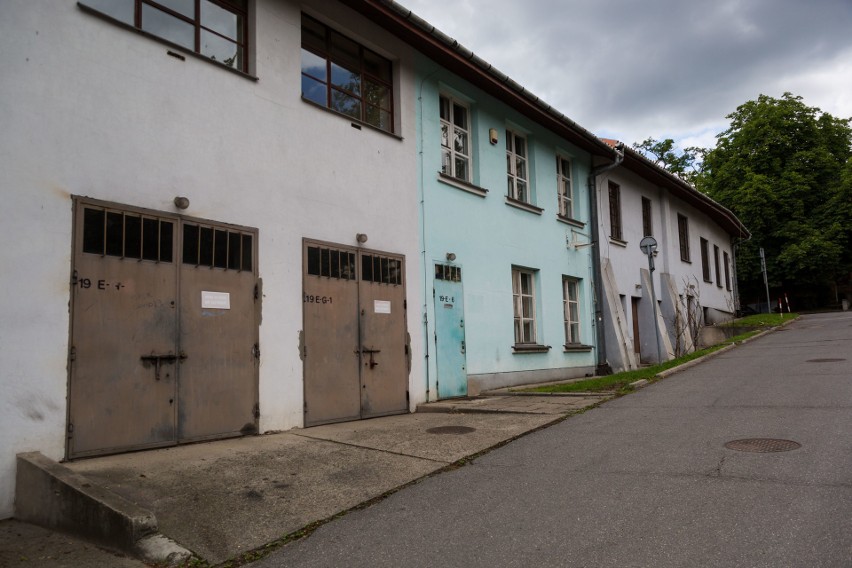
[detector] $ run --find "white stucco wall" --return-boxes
[0,0,423,518]
[598,166,737,369]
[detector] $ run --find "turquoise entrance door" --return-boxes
[434,263,467,398]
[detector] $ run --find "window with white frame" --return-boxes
[439,95,471,182]
[512,268,537,344]
[563,277,581,345]
[556,155,573,218]
[506,130,529,203]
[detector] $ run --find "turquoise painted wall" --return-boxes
[415,55,599,397]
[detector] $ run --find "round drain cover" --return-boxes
[724,438,801,453]
[806,358,846,363]
[426,426,476,435]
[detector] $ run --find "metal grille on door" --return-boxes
[67,199,259,458]
[303,241,409,427]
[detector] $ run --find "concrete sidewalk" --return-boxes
[3,393,606,567]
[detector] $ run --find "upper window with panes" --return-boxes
[81,0,248,72]
[301,14,394,133]
[556,155,574,219]
[506,130,529,203]
[440,95,471,182]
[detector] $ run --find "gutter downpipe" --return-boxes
[588,142,624,375]
[417,65,440,402]
[731,231,750,316]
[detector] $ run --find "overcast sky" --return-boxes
[399,0,852,152]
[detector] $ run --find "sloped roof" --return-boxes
[340,0,616,157]
[341,0,748,238]
[601,139,750,238]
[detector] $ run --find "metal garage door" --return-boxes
[67,198,259,458]
[302,240,409,427]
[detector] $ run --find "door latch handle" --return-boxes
[358,347,381,369]
[140,351,187,381]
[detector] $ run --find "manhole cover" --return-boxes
[426,426,476,435]
[724,438,801,453]
[806,358,846,363]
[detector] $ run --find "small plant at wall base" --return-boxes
[671,276,703,357]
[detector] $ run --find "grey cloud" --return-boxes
[401,0,852,147]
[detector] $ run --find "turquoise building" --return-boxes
[415,49,616,398]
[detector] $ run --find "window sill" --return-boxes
[505,197,544,215]
[437,172,488,197]
[78,3,259,81]
[563,344,593,353]
[681,258,692,264]
[512,344,551,354]
[556,215,585,228]
[301,97,403,140]
[703,279,713,284]
[609,237,628,247]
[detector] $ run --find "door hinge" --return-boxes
[252,403,260,419]
[69,346,76,362]
[252,343,260,360]
[404,299,407,310]
[70,270,79,288]
[254,283,259,301]
[406,390,410,403]
[67,423,74,434]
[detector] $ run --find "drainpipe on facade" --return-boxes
[588,141,624,376]
[417,67,439,402]
[731,233,750,316]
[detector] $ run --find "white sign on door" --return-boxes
[202,291,231,309]
[374,300,391,314]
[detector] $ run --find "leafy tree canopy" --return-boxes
[632,137,704,184]
[696,93,852,306]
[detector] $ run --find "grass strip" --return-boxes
[516,325,782,395]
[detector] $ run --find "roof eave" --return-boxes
[338,0,616,158]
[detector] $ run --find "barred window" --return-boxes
[83,207,173,263]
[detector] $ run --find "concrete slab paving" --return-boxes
[416,394,608,415]
[0,519,145,568]
[294,412,559,463]
[67,431,442,564]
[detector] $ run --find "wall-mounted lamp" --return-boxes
[489,128,499,145]
[356,233,368,244]
[173,196,190,209]
[446,252,456,261]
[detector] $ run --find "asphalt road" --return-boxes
[256,312,852,568]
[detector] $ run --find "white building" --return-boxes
[594,142,749,372]
[0,0,427,519]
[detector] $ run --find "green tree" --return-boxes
[632,137,704,183]
[697,93,852,308]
